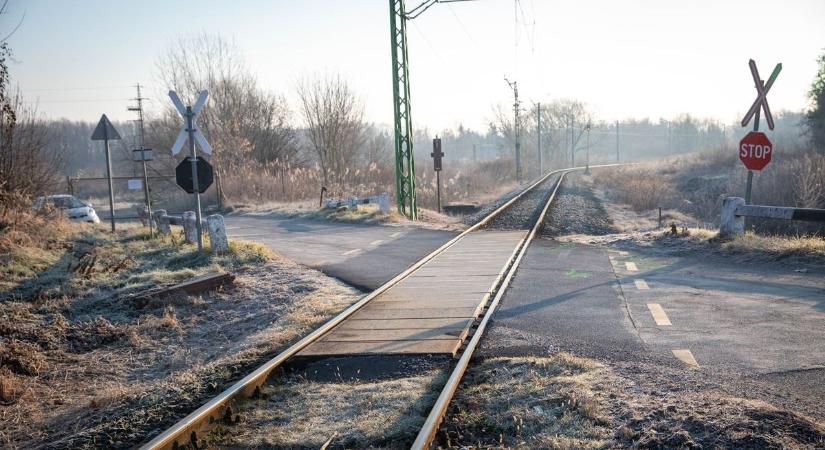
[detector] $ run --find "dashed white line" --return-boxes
[389,231,403,238]
[625,261,638,271]
[672,349,699,368]
[370,239,384,246]
[646,303,672,326]
[634,279,650,290]
[342,248,363,257]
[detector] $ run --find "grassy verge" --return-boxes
[438,355,612,449]
[1,220,271,381]
[1,222,271,304]
[0,214,364,448]
[653,227,825,262]
[231,202,464,230]
[208,369,446,448]
[438,354,825,449]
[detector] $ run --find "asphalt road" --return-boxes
[480,239,647,362]
[224,214,457,290]
[482,237,825,418]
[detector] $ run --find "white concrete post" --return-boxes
[182,211,198,244]
[378,192,390,213]
[136,205,150,226]
[207,214,230,253]
[155,209,171,235]
[720,197,745,238]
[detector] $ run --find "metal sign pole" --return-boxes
[186,106,204,250]
[141,152,152,238]
[745,105,760,204]
[436,170,441,213]
[104,136,116,232]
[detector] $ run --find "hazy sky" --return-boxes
[7,0,825,131]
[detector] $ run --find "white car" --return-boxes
[33,194,101,224]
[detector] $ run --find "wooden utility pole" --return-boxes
[536,102,542,175]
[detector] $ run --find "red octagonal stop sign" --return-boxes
[739,131,773,171]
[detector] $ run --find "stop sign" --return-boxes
[739,131,772,171]
[175,157,214,193]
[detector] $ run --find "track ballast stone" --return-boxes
[485,174,562,230]
[543,172,617,237]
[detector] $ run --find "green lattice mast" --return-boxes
[389,0,417,219]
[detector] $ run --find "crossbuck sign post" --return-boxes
[169,90,212,251]
[739,59,781,204]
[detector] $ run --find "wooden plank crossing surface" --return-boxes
[299,230,525,357]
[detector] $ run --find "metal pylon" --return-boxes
[389,0,417,219]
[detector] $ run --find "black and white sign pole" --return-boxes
[740,59,781,204]
[431,137,444,213]
[91,114,122,232]
[186,105,203,249]
[170,90,212,251]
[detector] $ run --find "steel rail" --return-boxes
[411,166,582,449]
[138,166,581,450]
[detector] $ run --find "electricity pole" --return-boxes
[536,102,542,175]
[128,83,152,236]
[570,115,575,168]
[505,77,521,182]
[388,0,473,219]
[585,121,591,174]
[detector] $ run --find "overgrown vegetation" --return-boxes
[439,355,612,449]
[1,216,271,383]
[594,148,825,235]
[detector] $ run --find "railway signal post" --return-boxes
[739,59,781,204]
[431,136,444,213]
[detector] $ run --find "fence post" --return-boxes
[207,214,230,253]
[182,211,198,244]
[720,197,745,239]
[155,209,171,235]
[136,205,150,227]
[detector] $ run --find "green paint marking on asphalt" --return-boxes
[565,269,590,279]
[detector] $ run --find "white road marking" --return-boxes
[634,279,650,290]
[625,261,638,271]
[672,349,699,368]
[390,231,403,238]
[342,248,363,257]
[370,240,384,246]
[646,303,672,325]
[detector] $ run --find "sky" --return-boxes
[6,0,825,131]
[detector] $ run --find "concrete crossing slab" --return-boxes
[299,230,526,356]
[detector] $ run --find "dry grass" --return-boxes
[715,230,825,258]
[233,201,465,231]
[209,369,446,448]
[220,158,519,213]
[438,354,612,449]
[0,209,365,449]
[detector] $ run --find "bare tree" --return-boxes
[0,34,62,201]
[154,33,300,199]
[296,74,366,186]
[792,153,825,208]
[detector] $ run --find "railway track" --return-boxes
[139,165,613,450]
